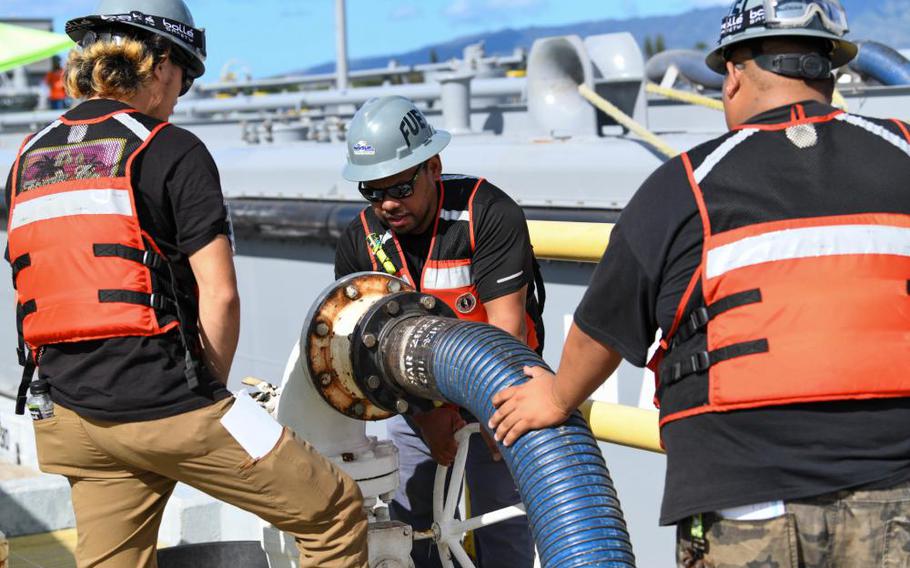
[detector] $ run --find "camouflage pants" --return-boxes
[676,480,910,568]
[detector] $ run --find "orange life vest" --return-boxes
[360,175,542,351]
[653,111,910,428]
[44,69,66,102]
[7,109,198,411]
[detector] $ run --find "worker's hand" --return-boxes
[480,427,503,462]
[412,406,467,466]
[488,366,572,447]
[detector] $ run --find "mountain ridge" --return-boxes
[298,1,910,75]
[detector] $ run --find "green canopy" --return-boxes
[0,22,74,74]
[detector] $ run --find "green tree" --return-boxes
[429,48,439,64]
[655,34,666,54]
[694,41,708,51]
[644,37,654,58]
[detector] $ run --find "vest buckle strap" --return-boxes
[94,243,164,270]
[662,338,770,387]
[10,253,31,289]
[98,289,171,311]
[669,289,764,350]
[689,308,710,333]
[16,346,28,367]
[691,351,711,373]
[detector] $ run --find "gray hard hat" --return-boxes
[342,96,452,183]
[706,0,857,75]
[65,0,206,79]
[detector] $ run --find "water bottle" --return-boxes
[26,379,54,420]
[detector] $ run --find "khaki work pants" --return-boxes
[33,397,368,568]
[676,480,910,567]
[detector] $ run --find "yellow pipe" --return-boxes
[527,220,613,263]
[646,83,724,111]
[580,399,664,454]
[578,83,679,159]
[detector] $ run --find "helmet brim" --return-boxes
[705,29,858,75]
[342,130,452,183]
[66,15,205,78]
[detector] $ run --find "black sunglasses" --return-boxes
[168,48,196,96]
[358,162,426,203]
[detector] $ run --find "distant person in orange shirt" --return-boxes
[44,56,67,110]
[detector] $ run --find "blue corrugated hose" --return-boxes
[431,321,636,568]
[850,41,910,86]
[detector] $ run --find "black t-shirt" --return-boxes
[575,101,910,525]
[4,99,231,422]
[335,178,536,304]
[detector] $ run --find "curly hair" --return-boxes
[64,33,171,100]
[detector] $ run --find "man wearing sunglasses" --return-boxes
[490,1,910,566]
[336,95,544,568]
[4,1,368,566]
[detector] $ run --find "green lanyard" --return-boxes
[366,232,399,276]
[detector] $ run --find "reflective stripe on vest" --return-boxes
[7,110,179,350]
[10,188,134,230]
[360,175,542,351]
[361,176,486,322]
[656,114,910,427]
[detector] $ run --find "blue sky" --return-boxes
[1,0,727,78]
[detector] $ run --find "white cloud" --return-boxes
[390,3,422,21]
[443,0,546,23]
[445,0,474,20]
[488,0,544,7]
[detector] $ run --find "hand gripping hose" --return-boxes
[382,317,636,567]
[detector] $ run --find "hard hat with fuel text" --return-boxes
[343,96,452,182]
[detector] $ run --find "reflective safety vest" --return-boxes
[7,109,199,412]
[653,110,910,428]
[360,174,542,351]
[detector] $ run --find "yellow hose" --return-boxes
[579,400,664,454]
[578,84,679,159]
[527,220,613,263]
[646,83,724,111]
[646,80,849,113]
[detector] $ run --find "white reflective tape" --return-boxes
[424,265,472,289]
[496,270,523,284]
[10,188,133,230]
[440,209,470,222]
[706,224,910,279]
[717,501,785,521]
[113,112,152,141]
[694,129,758,184]
[21,120,62,155]
[836,114,910,158]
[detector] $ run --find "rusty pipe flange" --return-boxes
[351,291,457,415]
[304,272,412,421]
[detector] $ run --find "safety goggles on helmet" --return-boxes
[768,1,848,34]
[720,0,848,43]
[358,162,426,203]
